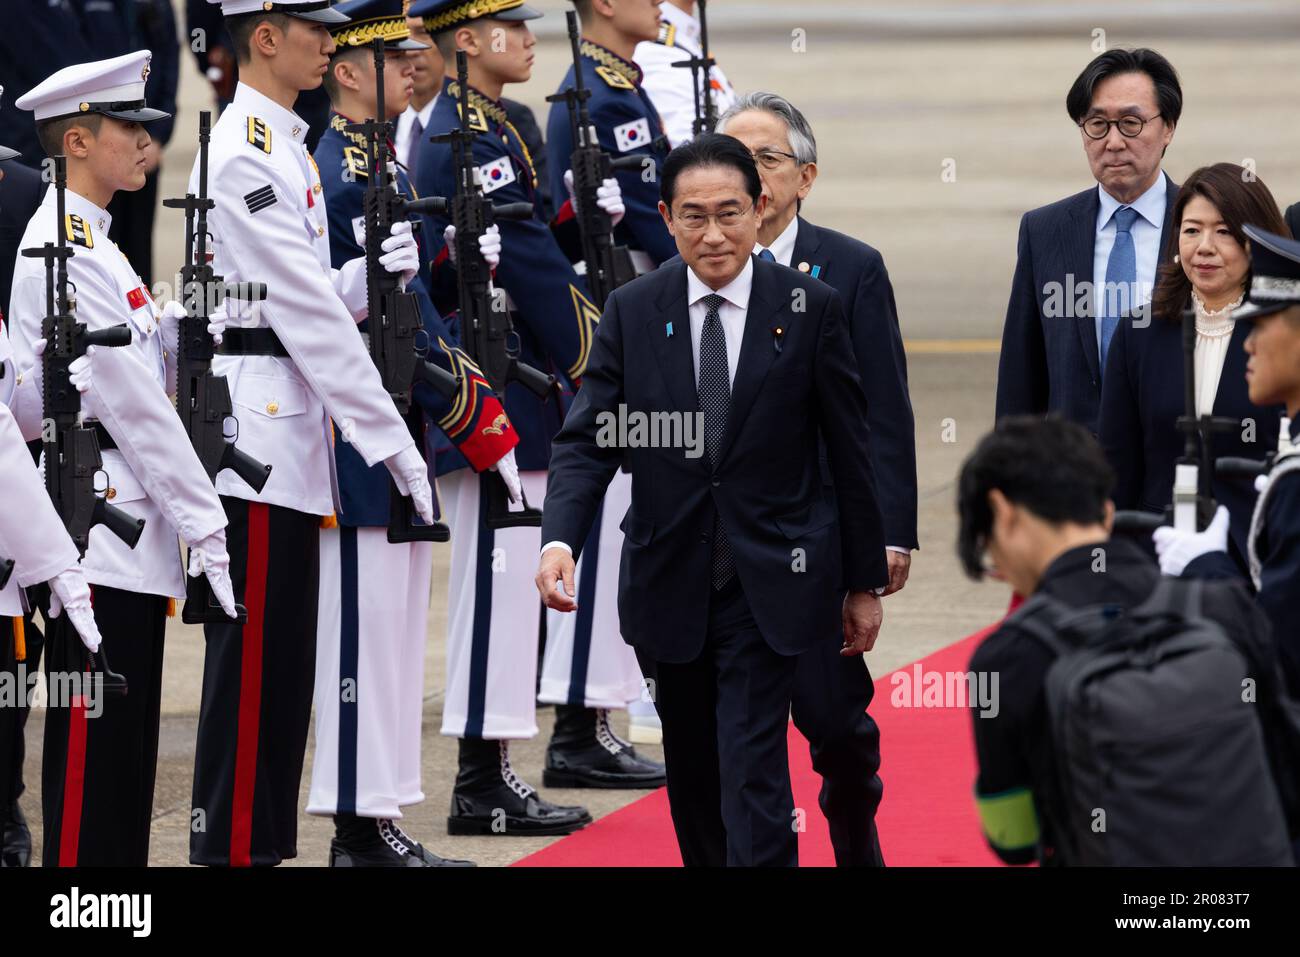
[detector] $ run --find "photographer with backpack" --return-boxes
[958,416,1300,866]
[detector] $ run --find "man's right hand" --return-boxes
[48,567,103,653]
[385,445,435,525]
[537,546,577,612]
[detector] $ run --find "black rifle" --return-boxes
[0,558,12,590]
[672,0,718,136]
[427,51,555,529]
[22,155,145,695]
[345,38,462,544]
[1112,304,1239,536]
[164,111,271,624]
[546,10,638,307]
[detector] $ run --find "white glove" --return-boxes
[162,298,228,346]
[564,169,626,228]
[187,530,238,619]
[48,567,103,653]
[443,223,501,270]
[1152,504,1230,576]
[31,338,94,394]
[378,220,420,289]
[490,447,522,504]
[385,444,435,525]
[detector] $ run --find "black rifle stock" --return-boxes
[545,10,638,307]
[164,111,268,624]
[428,51,556,529]
[22,155,144,694]
[345,38,460,543]
[671,0,717,136]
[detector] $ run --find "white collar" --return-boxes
[233,82,309,146]
[687,256,754,310]
[659,2,700,45]
[55,188,113,235]
[1097,172,1167,230]
[757,216,799,267]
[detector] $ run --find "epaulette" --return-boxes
[343,145,369,180]
[247,116,272,154]
[656,21,676,47]
[447,82,502,130]
[581,40,642,89]
[64,213,93,248]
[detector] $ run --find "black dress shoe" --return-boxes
[447,738,592,836]
[1,802,31,868]
[329,815,431,867]
[544,706,667,789]
[386,820,476,867]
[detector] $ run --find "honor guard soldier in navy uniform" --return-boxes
[547,0,675,270]
[190,0,438,867]
[410,0,664,836]
[308,0,523,867]
[634,0,735,147]
[1158,225,1300,695]
[8,52,238,866]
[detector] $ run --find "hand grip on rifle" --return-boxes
[91,494,146,550]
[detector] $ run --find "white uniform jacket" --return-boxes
[634,2,737,148]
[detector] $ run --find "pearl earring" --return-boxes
[1173,254,1180,263]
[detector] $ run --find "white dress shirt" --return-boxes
[755,215,800,268]
[1192,292,1243,417]
[1094,172,1168,351]
[395,96,437,172]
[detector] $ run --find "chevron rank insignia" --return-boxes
[567,284,601,383]
[594,65,635,90]
[477,156,515,194]
[614,117,652,152]
[343,145,369,180]
[244,184,277,215]
[247,117,272,153]
[64,214,93,248]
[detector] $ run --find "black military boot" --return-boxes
[544,706,666,789]
[1,801,31,868]
[385,819,476,867]
[447,738,592,836]
[329,814,430,867]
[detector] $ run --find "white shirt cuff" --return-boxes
[541,541,572,557]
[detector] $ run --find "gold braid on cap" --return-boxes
[332,15,412,48]
[422,0,525,33]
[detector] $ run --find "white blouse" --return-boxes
[1192,291,1244,416]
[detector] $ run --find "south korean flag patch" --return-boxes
[613,117,651,153]
[476,156,515,195]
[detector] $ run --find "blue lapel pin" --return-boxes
[810,265,823,279]
[666,321,674,338]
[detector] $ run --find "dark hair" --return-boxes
[36,114,103,158]
[1065,48,1183,127]
[1150,162,1290,324]
[226,11,293,65]
[660,133,761,208]
[957,416,1115,580]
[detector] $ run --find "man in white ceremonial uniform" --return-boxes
[8,51,238,867]
[633,0,736,148]
[189,0,436,868]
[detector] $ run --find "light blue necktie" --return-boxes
[1100,206,1138,374]
[757,248,776,262]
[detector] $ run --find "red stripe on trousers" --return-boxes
[230,503,270,867]
[58,586,94,866]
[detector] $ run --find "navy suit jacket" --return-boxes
[996,175,1180,433]
[0,161,45,319]
[1098,315,1281,564]
[792,217,918,550]
[542,256,889,662]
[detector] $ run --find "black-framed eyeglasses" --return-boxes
[671,203,756,231]
[750,148,799,170]
[1079,113,1162,140]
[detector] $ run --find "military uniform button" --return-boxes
[266,401,279,415]
[317,226,325,237]
[313,183,322,194]
[106,487,116,500]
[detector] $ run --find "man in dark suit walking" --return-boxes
[717,91,915,866]
[996,48,1183,433]
[536,134,890,867]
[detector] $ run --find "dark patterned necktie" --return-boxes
[698,293,735,589]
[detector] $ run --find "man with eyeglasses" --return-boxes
[537,133,890,866]
[996,48,1182,434]
[717,91,915,867]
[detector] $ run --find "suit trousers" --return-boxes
[190,498,320,867]
[42,586,167,867]
[638,580,798,867]
[790,638,885,866]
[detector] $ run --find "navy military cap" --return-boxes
[407,0,542,35]
[330,0,428,49]
[1234,224,1300,322]
[211,0,351,24]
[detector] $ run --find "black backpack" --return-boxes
[1011,578,1295,866]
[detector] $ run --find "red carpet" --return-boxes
[516,626,1005,867]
